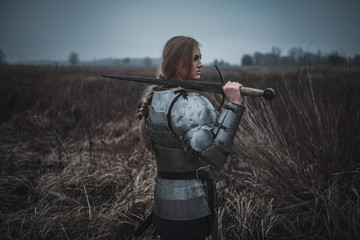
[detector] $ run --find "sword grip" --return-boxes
[240,87,264,97]
[239,87,276,100]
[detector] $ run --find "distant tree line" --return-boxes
[2,48,359,67]
[241,47,360,67]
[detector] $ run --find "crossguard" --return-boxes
[214,65,226,110]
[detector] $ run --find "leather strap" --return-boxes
[158,167,214,181]
[167,89,188,135]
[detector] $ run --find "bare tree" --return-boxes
[271,47,282,65]
[288,47,304,65]
[123,57,131,65]
[0,49,7,65]
[241,54,254,66]
[68,52,80,66]
[144,57,152,67]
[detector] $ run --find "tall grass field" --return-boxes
[0,65,359,239]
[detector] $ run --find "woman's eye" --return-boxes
[194,56,200,61]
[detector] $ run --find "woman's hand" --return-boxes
[223,81,243,105]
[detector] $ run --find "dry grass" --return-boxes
[0,65,359,239]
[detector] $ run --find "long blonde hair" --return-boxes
[138,36,200,145]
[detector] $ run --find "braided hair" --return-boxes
[138,85,158,144]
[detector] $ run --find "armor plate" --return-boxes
[146,88,245,221]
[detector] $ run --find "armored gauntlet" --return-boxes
[201,102,245,169]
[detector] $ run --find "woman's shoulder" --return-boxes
[170,91,216,137]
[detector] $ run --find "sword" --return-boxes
[100,66,276,101]
[134,211,154,237]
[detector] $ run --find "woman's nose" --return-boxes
[198,60,204,68]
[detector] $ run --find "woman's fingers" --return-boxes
[223,81,243,105]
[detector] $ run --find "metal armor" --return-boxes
[170,91,245,170]
[146,88,245,221]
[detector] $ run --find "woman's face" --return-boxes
[190,47,203,80]
[176,46,203,80]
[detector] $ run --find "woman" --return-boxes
[138,36,245,240]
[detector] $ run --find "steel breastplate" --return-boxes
[146,90,208,173]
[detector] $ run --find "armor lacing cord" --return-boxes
[173,88,188,99]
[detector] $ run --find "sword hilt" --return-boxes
[214,65,276,101]
[240,87,276,101]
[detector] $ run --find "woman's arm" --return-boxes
[171,82,245,170]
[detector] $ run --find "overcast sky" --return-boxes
[1,0,359,65]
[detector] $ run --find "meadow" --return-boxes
[0,64,359,239]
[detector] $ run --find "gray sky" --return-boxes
[1,0,359,65]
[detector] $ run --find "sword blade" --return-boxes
[100,74,223,94]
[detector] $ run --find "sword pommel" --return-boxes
[263,88,276,100]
